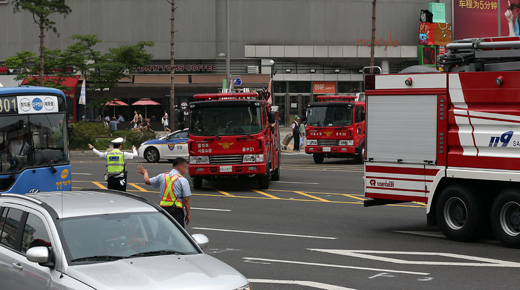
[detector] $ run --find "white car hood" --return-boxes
[66,254,248,290]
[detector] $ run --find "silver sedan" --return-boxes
[0,190,251,290]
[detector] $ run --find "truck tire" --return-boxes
[271,167,280,181]
[491,189,520,248]
[144,147,160,163]
[356,141,365,164]
[258,164,271,189]
[193,176,203,190]
[313,153,324,164]
[435,185,484,242]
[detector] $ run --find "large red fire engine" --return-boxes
[364,38,520,248]
[305,95,366,164]
[188,90,281,189]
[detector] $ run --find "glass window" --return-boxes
[288,82,311,93]
[21,213,51,253]
[169,131,188,140]
[338,82,362,93]
[355,106,365,123]
[307,105,353,127]
[190,105,262,136]
[0,208,24,249]
[273,82,287,94]
[61,212,198,264]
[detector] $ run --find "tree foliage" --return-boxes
[12,0,71,35]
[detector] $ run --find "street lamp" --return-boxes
[225,0,231,89]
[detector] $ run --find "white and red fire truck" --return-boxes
[188,90,280,189]
[363,38,520,248]
[305,96,366,164]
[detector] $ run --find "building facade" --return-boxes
[0,0,452,125]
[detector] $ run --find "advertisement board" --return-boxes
[453,0,515,39]
[313,81,336,94]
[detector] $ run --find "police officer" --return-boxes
[88,138,138,191]
[137,157,191,228]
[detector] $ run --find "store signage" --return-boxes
[453,0,501,39]
[357,31,399,50]
[135,64,217,73]
[313,81,336,94]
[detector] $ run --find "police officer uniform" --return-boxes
[90,138,138,191]
[149,168,191,227]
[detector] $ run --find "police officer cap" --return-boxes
[111,137,124,144]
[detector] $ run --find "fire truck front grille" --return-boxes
[209,155,243,165]
[318,140,339,146]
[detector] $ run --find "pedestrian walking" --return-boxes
[292,116,300,151]
[137,158,191,228]
[299,120,306,149]
[162,111,171,132]
[109,117,119,133]
[88,138,138,191]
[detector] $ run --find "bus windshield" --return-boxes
[190,106,262,136]
[307,105,353,127]
[0,113,69,174]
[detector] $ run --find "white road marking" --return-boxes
[192,227,337,240]
[308,249,520,267]
[369,273,395,279]
[71,173,92,176]
[191,207,231,212]
[249,279,357,290]
[394,231,446,238]
[271,181,320,185]
[242,257,429,276]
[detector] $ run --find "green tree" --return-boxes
[12,0,72,86]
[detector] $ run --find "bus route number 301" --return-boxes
[0,97,17,114]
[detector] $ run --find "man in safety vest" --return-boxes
[137,157,192,228]
[88,137,138,191]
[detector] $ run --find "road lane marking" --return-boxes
[308,249,520,267]
[71,173,92,176]
[249,279,357,290]
[192,227,337,240]
[92,182,107,189]
[271,181,320,185]
[192,193,359,204]
[129,183,147,192]
[206,186,233,196]
[295,191,330,202]
[191,207,231,212]
[242,257,429,276]
[252,189,280,199]
[343,194,366,201]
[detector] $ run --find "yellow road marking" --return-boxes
[193,193,358,204]
[206,186,233,197]
[343,194,366,201]
[252,189,280,199]
[92,182,107,189]
[129,183,147,192]
[294,191,330,202]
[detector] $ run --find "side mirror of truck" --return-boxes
[268,111,277,124]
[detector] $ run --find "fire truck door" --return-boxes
[354,105,366,142]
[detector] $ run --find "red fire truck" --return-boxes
[364,38,520,247]
[188,90,281,189]
[305,96,365,164]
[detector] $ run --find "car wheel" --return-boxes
[491,189,520,248]
[193,177,203,190]
[435,185,484,242]
[313,153,324,164]
[144,147,160,163]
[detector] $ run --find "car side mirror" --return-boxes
[26,247,53,266]
[192,234,209,250]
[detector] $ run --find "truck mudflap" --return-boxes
[363,198,408,207]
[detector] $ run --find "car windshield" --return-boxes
[190,105,262,136]
[307,105,353,127]
[0,113,69,174]
[61,212,199,264]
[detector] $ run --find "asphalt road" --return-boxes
[71,151,520,290]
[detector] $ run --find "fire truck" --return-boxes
[188,90,281,189]
[363,37,520,248]
[305,96,366,164]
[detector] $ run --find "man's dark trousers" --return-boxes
[107,175,127,191]
[293,131,300,151]
[163,206,185,228]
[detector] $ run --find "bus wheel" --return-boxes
[193,177,203,190]
[435,185,483,242]
[491,189,520,248]
[144,147,160,163]
[313,154,324,164]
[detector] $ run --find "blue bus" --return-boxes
[0,87,71,193]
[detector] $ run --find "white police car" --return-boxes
[138,129,189,163]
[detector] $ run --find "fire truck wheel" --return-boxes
[491,189,520,248]
[258,164,271,189]
[313,154,324,164]
[193,177,203,190]
[435,185,484,242]
[144,147,160,163]
[271,167,280,181]
[356,141,365,164]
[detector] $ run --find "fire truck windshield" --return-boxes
[190,105,262,136]
[307,105,353,127]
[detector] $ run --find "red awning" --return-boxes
[105,100,129,106]
[21,76,80,95]
[132,98,161,106]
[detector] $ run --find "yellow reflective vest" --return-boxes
[160,173,183,208]
[106,149,125,175]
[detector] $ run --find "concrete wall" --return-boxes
[0,0,452,60]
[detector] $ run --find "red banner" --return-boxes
[453,0,516,39]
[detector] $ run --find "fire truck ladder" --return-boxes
[440,37,520,72]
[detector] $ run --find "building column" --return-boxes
[381,60,390,74]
